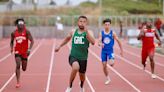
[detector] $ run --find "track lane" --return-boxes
[0,39,10,47]
[49,40,93,92]
[9,39,54,92]
[114,41,164,79]
[114,45,164,79]
[1,39,164,92]
[0,40,40,62]
[121,40,164,64]
[0,40,40,89]
[0,39,42,92]
[88,45,141,92]
[90,42,164,92]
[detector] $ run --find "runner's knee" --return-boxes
[72,62,80,71]
[103,65,107,69]
[102,62,107,69]
[149,58,154,63]
[79,73,85,81]
[22,60,27,71]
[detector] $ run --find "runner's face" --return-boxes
[104,22,110,30]
[17,21,24,30]
[78,18,87,30]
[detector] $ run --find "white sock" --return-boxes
[107,76,110,80]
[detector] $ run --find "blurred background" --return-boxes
[0,0,164,38]
[0,0,164,37]
[0,0,164,47]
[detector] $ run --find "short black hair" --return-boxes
[103,18,111,24]
[15,18,25,26]
[78,15,88,20]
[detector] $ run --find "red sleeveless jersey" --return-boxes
[142,28,155,49]
[14,28,28,54]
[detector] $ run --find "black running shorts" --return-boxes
[69,55,87,73]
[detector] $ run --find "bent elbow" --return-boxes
[91,41,95,45]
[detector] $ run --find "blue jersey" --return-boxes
[101,30,114,53]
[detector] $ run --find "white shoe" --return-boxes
[105,78,111,85]
[65,87,72,92]
[151,74,157,79]
[80,87,85,92]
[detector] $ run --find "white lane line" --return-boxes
[122,42,164,58]
[115,53,164,82]
[115,46,164,67]
[0,39,44,92]
[0,53,11,63]
[46,39,56,92]
[97,45,164,82]
[89,49,141,92]
[67,44,95,92]
[86,76,95,92]
[0,40,39,63]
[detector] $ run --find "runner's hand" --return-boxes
[98,42,104,48]
[55,46,60,52]
[101,43,104,48]
[84,25,88,32]
[27,49,31,56]
[158,41,162,47]
[11,48,13,54]
[120,51,123,57]
[140,29,145,36]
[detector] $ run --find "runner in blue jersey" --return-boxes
[98,18,123,85]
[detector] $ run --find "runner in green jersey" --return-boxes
[55,16,95,92]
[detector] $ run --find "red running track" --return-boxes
[0,39,164,92]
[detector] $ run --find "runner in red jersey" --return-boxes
[10,18,34,88]
[138,20,161,79]
[154,18,163,37]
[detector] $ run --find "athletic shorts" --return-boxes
[15,54,28,61]
[69,55,87,73]
[101,51,114,62]
[141,47,155,64]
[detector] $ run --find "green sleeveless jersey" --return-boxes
[70,29,89,60]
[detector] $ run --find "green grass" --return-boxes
[0,0,162,16]
[99,0,162,15]
[79,1,97,7]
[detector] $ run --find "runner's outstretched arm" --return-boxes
[10,32,14,53]
[137,29,144,40]
[27,30,34,50]
[86,30,95,45]
[55,30,73,52]
[113,32,123,56]
[26,30,34,56]
[98,32,104,48]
